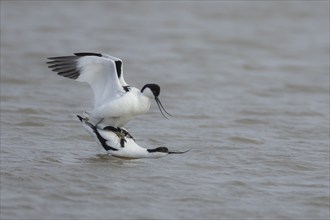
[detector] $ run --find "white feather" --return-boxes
[47,53,167,128]
[76,56,125,108]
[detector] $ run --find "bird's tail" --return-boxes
[77,115,116,152]
[77,114,97,135]
[77,114,84,122]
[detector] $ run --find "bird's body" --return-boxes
[84,86,152,127]
[77,115,188,159]
[47,52,171,127]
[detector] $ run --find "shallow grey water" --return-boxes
[1,1,329,219]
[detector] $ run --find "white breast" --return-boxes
[88,88,152,127]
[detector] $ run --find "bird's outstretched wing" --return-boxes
[100,53,128,88]
[47,52,127,108]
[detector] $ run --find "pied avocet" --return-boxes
[47,52,171,127]
[77,115,188,159]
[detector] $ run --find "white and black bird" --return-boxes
[47,52,172,127]
[77,115,188,159]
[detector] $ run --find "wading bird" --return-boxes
[77,115,189,159]
[47,52,172,127]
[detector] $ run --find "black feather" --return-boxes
[74,52,102,57]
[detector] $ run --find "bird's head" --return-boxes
[141,83,160,98]
[146,147,169,158]
[141,83,172,119]
[147,147,191,158]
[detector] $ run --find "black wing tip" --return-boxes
[47,56,78,60]
[57,71,79,79]
[46,52,105,80]
[74,52,102,57]
[47,52,102,61]
[46,54,81,79]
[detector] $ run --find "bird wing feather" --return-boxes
[47,53,126,108]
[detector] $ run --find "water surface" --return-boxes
[1,1,329,219]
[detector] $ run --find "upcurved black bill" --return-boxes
[155,97,173,119]
[168,149,191,154]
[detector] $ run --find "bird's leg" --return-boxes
[95,118,104,128]
[83,111,91,119]
[115,128,127,148]
[120,138,126,148]
[119,128,135,141]
[102,126,127,147]
[115,129,126,140]
[113,128,135,147]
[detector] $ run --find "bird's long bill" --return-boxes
[155,97,172,119]
[168,149,191,154]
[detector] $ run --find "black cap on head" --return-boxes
[147,147,169,153]
[147,147,191,154]
[141,83,172,119]
[141,84,160,97]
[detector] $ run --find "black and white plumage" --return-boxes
[47,52,171,127]
[77,115,189,159]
